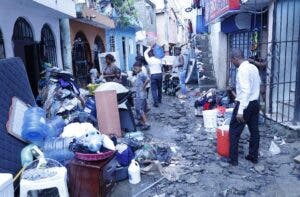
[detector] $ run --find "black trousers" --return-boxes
[150,73,163,104]
[229,100,260,162]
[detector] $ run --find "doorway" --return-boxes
[93,35,105,72]
[12,17,41,96]
[72,31,91,87]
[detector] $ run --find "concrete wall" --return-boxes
[69,20,106,62]
[106,28,137,72]
[0,0,63,67]
[210,22,228,89]
[135,0,157,34]
[156,11,178,45]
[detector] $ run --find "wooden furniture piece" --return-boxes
[94,90,122,137]
[68,156,116,197]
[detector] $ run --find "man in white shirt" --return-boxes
[228,49,261,166]
[144,47,163,107]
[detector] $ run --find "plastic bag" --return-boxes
[269,141,281,155]
[102,134,116,151]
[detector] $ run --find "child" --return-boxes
[133,61,151,130]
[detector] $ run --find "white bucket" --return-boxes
[203,109,217,131]
[128,160,141,184]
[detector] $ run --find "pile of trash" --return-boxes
[18,68,177,193]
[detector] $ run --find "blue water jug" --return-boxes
[22,107,48,146]
[153,44,165,59]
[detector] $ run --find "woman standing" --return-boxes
[103,54,122,83]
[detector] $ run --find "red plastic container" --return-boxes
[216,125,230,157]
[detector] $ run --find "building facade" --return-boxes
[204,0,300,127]
[106,27,139,72]
[0,0,76,95]
[134,0,157,55]
[70,1,115,87]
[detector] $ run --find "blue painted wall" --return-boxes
[106,27,138,71]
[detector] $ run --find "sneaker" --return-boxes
[153,103,159,108]
[136,122,143,127]
[245,155,258,164]
[141,124,151,130]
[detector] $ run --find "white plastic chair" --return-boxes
[19,167,68,197]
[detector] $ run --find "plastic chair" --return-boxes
[0,173,14,197]
[19,167,68,197]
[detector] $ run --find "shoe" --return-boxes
[158,100,162,104]
[228,159,238,166]
[141,124,151,130]
[136,122,143,127]
[153,103,159,107]
[245,155,258,164]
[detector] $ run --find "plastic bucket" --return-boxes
[216,120,230,157]
[203,109,217,131]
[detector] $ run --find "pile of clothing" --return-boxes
[194,88,235,116]
[37,68,87,119]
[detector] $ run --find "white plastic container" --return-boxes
[203,109,217,132]
[128,160,141,184]
[0,173,14,197]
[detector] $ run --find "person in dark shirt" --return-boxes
[103,54,121,83]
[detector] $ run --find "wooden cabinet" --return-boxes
[68,156,116,197]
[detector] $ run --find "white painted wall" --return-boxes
[210,22,228,89]
[33,0,76,17]
[0,0,64,68]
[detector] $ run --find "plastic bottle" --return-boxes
[43,137,74,162]
[47,116,65,137]
[128,159,141,184]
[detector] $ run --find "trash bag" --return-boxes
[154,146,172,166]
[135,144,156,166]
[269,141,281,155]
[116,144,134,166]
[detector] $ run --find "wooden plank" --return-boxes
[95,90,122,137]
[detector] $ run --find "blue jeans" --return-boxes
[179,69,187,95]
[150,73,163,104]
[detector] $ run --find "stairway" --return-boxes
[194,34,217,91]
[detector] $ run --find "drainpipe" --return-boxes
[164,0,169,55]
[59,18,73,73]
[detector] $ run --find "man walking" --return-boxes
[228,49,261,166]
[144,46,163,107]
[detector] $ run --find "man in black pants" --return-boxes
[228,49,261,166]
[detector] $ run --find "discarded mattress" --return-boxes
[0,58,35,175]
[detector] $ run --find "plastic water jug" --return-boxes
[128,160,141,184]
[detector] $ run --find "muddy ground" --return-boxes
[111,93,300,197]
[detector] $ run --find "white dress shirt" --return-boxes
[236,61,261,115]
[144,47,162,75]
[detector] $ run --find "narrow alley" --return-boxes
[0,0,300,197]
[111,93,300,197]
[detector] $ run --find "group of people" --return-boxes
[88,44,189,130]
[89,46,264,167]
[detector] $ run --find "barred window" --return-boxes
[110,36,115,52]
[12,17,34,41]
[0,29,5,59]
[41,24,57,66]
